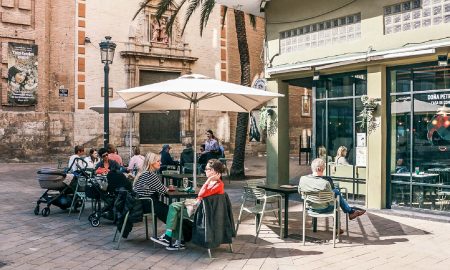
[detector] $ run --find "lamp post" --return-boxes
[99,36,117,148]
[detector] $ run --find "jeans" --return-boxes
[310,189,353,214]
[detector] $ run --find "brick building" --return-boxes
[1,1,301,162]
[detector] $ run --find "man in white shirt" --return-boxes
[68,145,85,173]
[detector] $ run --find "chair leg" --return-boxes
[279,200,283,239]
[255,212,265,243]
[115,212,129,250]
[208,249,212,259]
[144,216,149,240]
[346,213,349,238]
[178,204,184,250]
[229,244,233,253]
[235,205,244,234]
[77,197,85,220]
[68,187,78,216]
[302,207,306,246]
[332,215,336,248]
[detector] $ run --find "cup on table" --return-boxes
[415,167,420,175]
[168,184,175,191]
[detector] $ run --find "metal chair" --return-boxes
[246,178,280,219]
[178,194,234,258]
[68,175,87,220]
[182,163,201,174]
[301,191,347,248]
[113,197,156,250]
[236,187,282,243]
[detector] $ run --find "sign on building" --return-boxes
[7,43,38,106]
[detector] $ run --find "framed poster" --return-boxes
[301,95,311,117]
[7,43,38,106]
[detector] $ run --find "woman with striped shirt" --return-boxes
[133,152,169,223]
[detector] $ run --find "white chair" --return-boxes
[236,187,283,243]
[113,197,156,250]
[301,191,348,248]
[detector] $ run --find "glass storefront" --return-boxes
[389,62,450,212]
[314,71,367,201]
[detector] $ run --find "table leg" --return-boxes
[153,218,158,238]
[312,218,317,232]
[283,195,289,238]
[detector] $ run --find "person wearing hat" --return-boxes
[160,144,179,172]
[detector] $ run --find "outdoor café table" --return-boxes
[162,173,207,187]
[391,172,439,208]
[256,184,298,238]
[163,188,200,205]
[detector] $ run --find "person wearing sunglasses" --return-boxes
[95,148,120,175]
[151,159,225,251]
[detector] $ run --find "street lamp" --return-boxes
[99,36,116,148]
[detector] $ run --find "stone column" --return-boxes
[366,65,387,209]
[266,79,289,185]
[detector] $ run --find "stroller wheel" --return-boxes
[91,218,100,227]
[42,207,50,217]
[34,205,40,215]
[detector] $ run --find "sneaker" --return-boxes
[150,234,171,247]
[166,240,185,251]
[349,209,366,220]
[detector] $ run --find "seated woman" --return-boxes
[133,152,169,222]
[151,159,225,251]
[107,162,132,193]
[335,146,350,165]
[95,148,120,175]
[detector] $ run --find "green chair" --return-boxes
[113,197,156,250]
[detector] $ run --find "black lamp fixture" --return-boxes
[437,54,448,67]
[313,70,320,81]
[99,36,117,148]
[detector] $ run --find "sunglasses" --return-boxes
[102,153,108,158]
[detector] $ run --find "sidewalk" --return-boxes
[0,158,449,270]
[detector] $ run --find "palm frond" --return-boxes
[220,6,228,29]
[156,0,174,19]
[181,0,202,36]
[132,0,151,21]
[249,14,257,30]
[199,0,216,36]
[164,0,188,36]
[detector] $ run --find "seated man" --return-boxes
[107,143,123,166]
[151,159,225,251]
[299,158,366,222]
[180,143,194,167]
[68,145,85,173]
[160,144,179,172]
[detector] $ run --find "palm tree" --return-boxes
[135,0,256,178]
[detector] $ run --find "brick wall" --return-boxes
[0,0,76,161]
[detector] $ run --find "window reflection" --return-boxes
[389,62,450,211]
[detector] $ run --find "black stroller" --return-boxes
[34,158,88,217]
[85,175,116,227]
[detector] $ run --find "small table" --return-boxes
[162,173,207,187]
[163,188,199,204]
[257,184,298,238]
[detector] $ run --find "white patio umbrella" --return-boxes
[117,74,284,186]
[391,99,441,114]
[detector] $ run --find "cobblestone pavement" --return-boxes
[0,158,449,270]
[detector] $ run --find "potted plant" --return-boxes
[259,106,278,137]
[359,95,381,134]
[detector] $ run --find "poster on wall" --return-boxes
[7,43,38,106]
[355,146,367,167]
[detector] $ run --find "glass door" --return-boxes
[314,71,367,201]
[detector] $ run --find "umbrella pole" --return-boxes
[193,102,197,188]
[129,113,133,159]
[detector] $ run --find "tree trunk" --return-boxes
[230,10,251,179]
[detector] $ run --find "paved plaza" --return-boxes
[1,157,450,270]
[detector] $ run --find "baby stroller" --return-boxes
[34,158,87,217]
[85,175,116,227]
